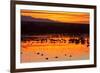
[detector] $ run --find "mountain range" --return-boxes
[21,16,89,35]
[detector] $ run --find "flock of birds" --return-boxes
[21,34,89,62]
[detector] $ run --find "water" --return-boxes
[21,34,89,63]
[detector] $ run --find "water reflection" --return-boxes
[21,34,90,63]
[22,34,89,47]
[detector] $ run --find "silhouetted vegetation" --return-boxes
[21,21,89,35]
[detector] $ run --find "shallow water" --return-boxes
[21,34,89,63]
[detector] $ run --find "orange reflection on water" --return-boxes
[21,35,89,63]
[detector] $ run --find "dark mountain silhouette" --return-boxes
[21,16,59,23]
[21,16,89,35]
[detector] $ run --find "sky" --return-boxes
[21,10,90,24]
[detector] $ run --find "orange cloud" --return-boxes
[21,10,89,24]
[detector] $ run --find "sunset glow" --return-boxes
[21,10,89,24]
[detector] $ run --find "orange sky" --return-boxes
[21,10,90,24]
